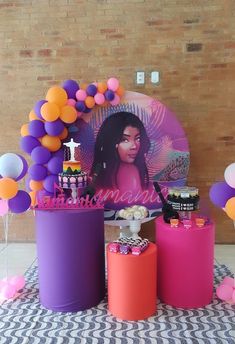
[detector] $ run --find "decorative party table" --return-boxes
[155,215,214,309]
[35,208,105,312]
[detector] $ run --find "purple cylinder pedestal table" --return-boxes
[35,208,105,312]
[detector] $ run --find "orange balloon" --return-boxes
[80,83,87,90]
[97,82,107,94]
[30,180,44,192]
[60,105,77,124]
[225,197,235,220]
[59,127,68,140]
[0,178,18,200]
[29,110,38,121]
[41,102,60,122]
[85,96,95,109]
[46,86,68,107]
[116,85,125,97]
[29,191,38,207]
[41,135,61,152]
[20,124,29,137]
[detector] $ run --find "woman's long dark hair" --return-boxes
[91,111,150,189]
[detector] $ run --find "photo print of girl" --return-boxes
[91,111,150,195]
[68,91,190,214]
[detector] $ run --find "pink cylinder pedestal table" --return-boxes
[155,215,214,309]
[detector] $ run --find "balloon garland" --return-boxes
[209,163,235,304]
[20,78,125,201]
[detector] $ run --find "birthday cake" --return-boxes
[58,161,88,189]
[58,139,88,189]
[167,186,199,211]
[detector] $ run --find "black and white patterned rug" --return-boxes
[0,264,234,344]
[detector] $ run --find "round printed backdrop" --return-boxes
[66,91,190,218]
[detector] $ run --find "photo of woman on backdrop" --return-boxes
[91,111,151,196]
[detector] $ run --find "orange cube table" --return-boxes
[107,242,157,321]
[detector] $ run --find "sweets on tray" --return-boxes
[108,237,149,256]
[167,186,199,211]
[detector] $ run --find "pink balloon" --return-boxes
[0,280,7,289]
[67,98,76,106]
[94,93,105,105]
[222,276,235,287]
[224,163,235,188]
[9,275,25,291]
[216,284,233,301]
[1,283,16,299]
[232,290,235,303]
[110,94,120,106]
[76,89,87,101]
[0,199,8,216]
[107,77,119,92]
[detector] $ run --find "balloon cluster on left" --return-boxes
[209,162,235,221]
[0,153,31,214]
[20,78,124,200]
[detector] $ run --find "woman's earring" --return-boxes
[115,144,118,149]
[101,146,103,152]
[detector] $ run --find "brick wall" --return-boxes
[0,0,234,243]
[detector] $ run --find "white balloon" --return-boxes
[0,153,23,179]
[224,163,235,188]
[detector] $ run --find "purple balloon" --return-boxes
[31,146,51,165]
[83,106,92,114]
[20,136,41,154]
[43,174,59,193]
[47,157,63,174]
[104,90,115,101]
[209,181,235,208]
[29,120,46,138]
[44,119,64,136]
[34,100,47,120]
[37,189,54,199]
[15,155,28,181]
[8,190,31,214]
[52,149,64,160]
[62,80,79,99]
[86,84,97,97]
[28,164,47,181]
[75,101,86,112]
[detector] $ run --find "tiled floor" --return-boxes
[0,243,234,279]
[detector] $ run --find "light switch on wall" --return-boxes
[151,71,160,84]
[136,71,145,85]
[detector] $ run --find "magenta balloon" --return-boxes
[15,155,28,181]
[44,119,64,136]
[28,164,47,181]
[29,120,46,138]
[8,190,31,214]
[209,181,235,208]
[43,175,59,193]
[34,100,47,120]
[20,136,41,154]
[47,157,63,174]
[31,146,51,165]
